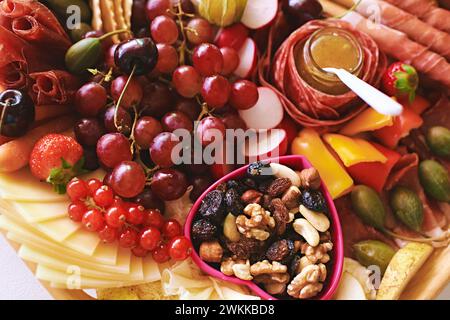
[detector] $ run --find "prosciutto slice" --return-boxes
[346,0,450,60]
[260,19,386,128]
[0,25,50,89]
[342,12,450,88]
[0,0,71,52]
[383,0,450,33]
[29,70,80,105]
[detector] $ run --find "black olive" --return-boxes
[0,89,35,137]
[114,38,158,76]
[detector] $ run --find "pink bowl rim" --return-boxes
[184,155,344,300]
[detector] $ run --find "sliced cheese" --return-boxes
[12,201,68,223]
[62,229,101,258]
[33,217,80,242]
[0,168,67,202]
[19,245,142,281]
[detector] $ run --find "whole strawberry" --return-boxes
[382,62,419,103]
[30,134,85,194]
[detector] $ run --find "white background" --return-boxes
[0,234,448,300]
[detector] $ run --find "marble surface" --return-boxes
[0,233,448,300]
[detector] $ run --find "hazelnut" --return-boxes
[199,241,223,263]
[241,190,263,204]
[281,186,301,209]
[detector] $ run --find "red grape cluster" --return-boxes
[66,178,191,261]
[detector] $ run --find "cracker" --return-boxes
[90,0,103,31]
[100,0,119,43]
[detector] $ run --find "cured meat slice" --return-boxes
[0,0,71,52]
[29,70,80,105]
[341,12,450,89]
[0,25,50,89]
[343,0,450,60]
[260,19,386,128]
[383,0,450,33]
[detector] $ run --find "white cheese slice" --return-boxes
[19,245,142,281]
[12,201,68,223]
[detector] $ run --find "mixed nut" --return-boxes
[191,161,334,299]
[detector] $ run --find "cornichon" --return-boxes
[351,185,386,230]
[390,186,423,232]
[419,160,450,202]
[44,0,92,23]
[353,240,396,275]
[426,126,450,159]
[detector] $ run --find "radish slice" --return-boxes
[238,87,284,130]
[234,37,257,79]
[242,129,288,162]
[241,0,278,30]
[215,23,249,50]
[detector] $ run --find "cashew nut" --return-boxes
[270,163,301,187]
[299,205,330,232]
[223,213,241,242]
[293,218,320,247]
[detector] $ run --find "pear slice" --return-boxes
[377,243,433,300]
[334,272,367,300]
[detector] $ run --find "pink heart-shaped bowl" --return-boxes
[184,155,344,300]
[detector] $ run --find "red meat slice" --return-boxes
[29,70,80,105]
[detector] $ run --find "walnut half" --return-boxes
[287,264,327,299]
[236,204,275,241]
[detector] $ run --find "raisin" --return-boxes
[266,239,295,262]
[227,180,248,194]
[258,178,274,193]
[242,177,258,190]
[191,219,217,242]
[270,198,289,235]
[198,190,225,224]
[301,189,328,212]
[225,237,266,260]
[216,183,227,193]
[267,178,292,197]
[224,188,244,215]
[289,255,302,278]
[247,161,273,180]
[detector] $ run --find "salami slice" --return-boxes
[29,70,80,105]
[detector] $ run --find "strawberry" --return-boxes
[382,62,419,103]
[29,134,85,194]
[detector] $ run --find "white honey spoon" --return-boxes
[323,67,403,116]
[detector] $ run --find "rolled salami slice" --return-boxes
[29,70,80,105]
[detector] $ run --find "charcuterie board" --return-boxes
[0,0,449,301]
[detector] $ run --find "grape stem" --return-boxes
[98,28,131,42]
[129,104,139,156]
[114,64,137,132]
[174,1,189,65]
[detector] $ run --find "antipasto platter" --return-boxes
[0,0,449,300]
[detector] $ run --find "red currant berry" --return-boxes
[161,219,182,239]
[143,209,165,229]
[86,178,103,196]
[67,179,88,201]
[140,227,161,251]
[98,225,119,243]
[93,185,114,207]
[105,205,127,228]
[152,242,170,263]
[127,205,146,225]
[168,236,191,261]
[132,245,149,257]
[68,201,87,222]
[82,209,105,232]
[119,228,139,248]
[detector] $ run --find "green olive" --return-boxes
[390,186,423,232]
[351,185,386,230]
[65,37,102,74]
[426,126,450,159]
[419,160,450,202]
[69,22,92,43]
[353,240,396,275]
[45,0,92,23]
